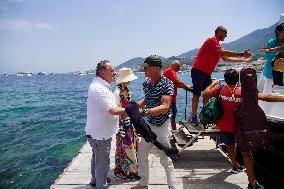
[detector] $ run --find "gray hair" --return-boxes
[96,60,111,76]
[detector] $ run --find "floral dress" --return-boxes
[113,84,140,180]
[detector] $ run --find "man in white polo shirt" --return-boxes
[85,60,125,189]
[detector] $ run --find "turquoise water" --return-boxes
[0,72,223,189]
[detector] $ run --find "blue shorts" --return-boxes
[218,131,235,151]
[191,68,212,97]
[171,102,177,119]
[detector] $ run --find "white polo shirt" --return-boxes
[85,77,119,140]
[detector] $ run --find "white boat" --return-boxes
[16,72,24,77]
[78,71,86,76]
[38,72,48,75]
[25,72,33,77]
[16,72,33,76]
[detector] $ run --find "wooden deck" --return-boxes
[51,127,248,189]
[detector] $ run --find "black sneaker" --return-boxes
[230,165,245,174]
[246,181,264,189]
[191,115,199,126]
[127,172,141,181]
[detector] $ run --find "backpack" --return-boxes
[235,67,271,151]
[200,86,223,126]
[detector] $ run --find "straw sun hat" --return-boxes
[116,67,138,84]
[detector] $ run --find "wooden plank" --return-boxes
[51,135,248,189]
[173,129,194,146]
[181,121,221,136]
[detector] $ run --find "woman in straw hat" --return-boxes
[113,67,141,180]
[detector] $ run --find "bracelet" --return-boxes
[240,52,244,56]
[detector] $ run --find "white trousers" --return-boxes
[137,119,176,189]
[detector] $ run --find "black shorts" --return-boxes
[171,102,177,119]
[218,131,235,151]
[191,68,212,97]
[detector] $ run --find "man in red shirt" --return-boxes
[191,26,252,126]
[163,60,193,130]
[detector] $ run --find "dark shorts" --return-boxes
[171,102,177,119]
[191,68,212,97]
[218,131,235,151]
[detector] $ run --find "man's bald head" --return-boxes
[171,60,181,72]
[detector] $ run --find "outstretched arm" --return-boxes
[202,79,220,98]
[221,56,252,63]
[177,80,193,92]
[218,48,252,58]
[260,45,284,53]
[258,93,284,102]
[108,107,125,115]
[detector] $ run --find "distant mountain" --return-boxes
[116,57,145,70]
[179,23,277,58]
[117,23,277,69]
[178,48,199,58]
[116,56,168,70]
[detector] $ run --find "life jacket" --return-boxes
[235,67,271,151]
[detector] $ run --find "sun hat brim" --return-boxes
[116,73,138,84]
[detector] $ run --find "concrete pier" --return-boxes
[51,133,248,189]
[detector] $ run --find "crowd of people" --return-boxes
[84,23,284,189]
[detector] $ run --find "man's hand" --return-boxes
[211,79,220,85]
[260,46,270,53]
[108,107,125,116]
[242,49,252,58]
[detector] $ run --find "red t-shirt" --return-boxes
[209,85,242,133]
[192,36,222,75]
[163,67,179,102]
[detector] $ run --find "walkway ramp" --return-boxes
[51,134,248,189]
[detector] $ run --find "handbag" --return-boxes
[199,86,223,126]
[272,57,284,72]
[271,53,284,86]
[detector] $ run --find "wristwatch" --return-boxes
[142,109,148,116]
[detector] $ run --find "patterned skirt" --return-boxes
[114,119,140,180]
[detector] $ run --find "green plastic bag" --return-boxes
[199,87,223,125]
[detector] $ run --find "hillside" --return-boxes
[222,23,277,54]
[117,23,277,70]
[116,57,145,70]
[116,56,168,70]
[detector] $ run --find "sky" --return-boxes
[0,0,283,74]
